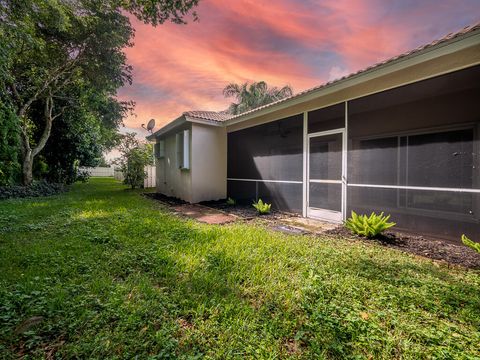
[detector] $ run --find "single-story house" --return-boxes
[147,23,480,241]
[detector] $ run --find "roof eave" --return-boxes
[146,115,186,141]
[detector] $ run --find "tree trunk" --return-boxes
[19,96,57,186]
[22,151,33,186]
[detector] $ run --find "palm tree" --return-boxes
[223,81,293,115]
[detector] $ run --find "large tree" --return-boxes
[1,0,199,185]
[223,81,293,115]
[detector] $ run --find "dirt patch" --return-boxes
[173,204,237,224]
[325,226,480,269]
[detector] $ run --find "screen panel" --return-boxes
[347,65,480,241]
[347,186,479,240]
[228,114,303,181]
[258,182,303,212]
[309,134,342,180]
[406,129,474,188]
[226,180,302,212]
[308,103,345,133]
[227,180,256,205]
[309,183,342,211]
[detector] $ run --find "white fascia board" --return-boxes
[223,32,480,127]
[184,116,224,126]
[147,116,186,141]
[146,115,224,142]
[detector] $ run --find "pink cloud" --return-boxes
[117,0,480,133]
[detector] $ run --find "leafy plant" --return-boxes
[114,133,153,189]
[252,198,271,215]
[226,197,236,206]
[461,234,480,253]
[0,180,66,200]
[345,211,395,238]
[75,169,90,183]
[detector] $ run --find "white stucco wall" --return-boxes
[191,123,227,203]
[155,123,193,202]
[153,122,227,203]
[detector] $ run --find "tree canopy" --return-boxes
[223,81,293,115]
[0,0,199,185]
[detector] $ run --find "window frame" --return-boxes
[176,129,190,170]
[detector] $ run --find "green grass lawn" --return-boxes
[0,178,479,359]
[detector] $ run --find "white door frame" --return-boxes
[306,128,347,222]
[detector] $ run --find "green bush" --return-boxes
[0,181,66,200]
[461,234,480,253]
[115,133,153,189]
[345,211,395,238]
[0,101,20,186]
[226,197,236,206]
[252,198,271,215]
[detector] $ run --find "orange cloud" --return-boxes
[117,0,480,136]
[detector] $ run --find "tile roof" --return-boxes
[183,110,232,122]
[226,22,480,121]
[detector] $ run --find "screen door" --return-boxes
[307,130,345,222]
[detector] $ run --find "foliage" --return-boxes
[0,178,479,358]
[115,133,153,189]
[345,211,396,238]
[223,81,293,115]
[75,169,90,183]
[462,234,480,253]
[38,89,128,184]
[0,101,20,186]
[0,0,199,185]
[96,155,110,168]
[226,197,236,206]
[252,198,272,214]
[0,180,66,200]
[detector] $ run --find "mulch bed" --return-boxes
[143,192,187,206]
[325,226,480,270]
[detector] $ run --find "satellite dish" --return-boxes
[142,119,156,133]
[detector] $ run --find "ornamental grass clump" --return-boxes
[252,198,271,215]
[461,234,480,253]
[345,211,396,238]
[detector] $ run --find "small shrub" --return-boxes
[252,198,271,215]
[226,197,236,206]
[461,234,480,253]
[114,133,153,189]
[0,181,66,200]
[345,211,395,238]
[75,169,90,183]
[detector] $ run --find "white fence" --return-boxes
[113,166,156,188]
[80,166,114,177]
[114,168,124,181]
[144,166,156,188]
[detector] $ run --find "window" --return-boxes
[154,140,165,159]
[176,130,190,170]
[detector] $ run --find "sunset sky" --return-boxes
[117,0,480,138]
